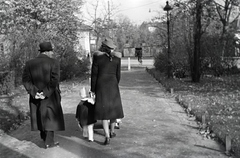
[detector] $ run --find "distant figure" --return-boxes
[22,42,65,149]
[135,47,143,64]
[91,38,124,145]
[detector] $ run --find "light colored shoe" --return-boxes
[45,142,59,149]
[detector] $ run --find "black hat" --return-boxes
[102,38,116,49]
[39,42,53,52]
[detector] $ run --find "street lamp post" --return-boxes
[164,1,173,78]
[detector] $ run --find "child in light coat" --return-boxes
[76,87,96,142]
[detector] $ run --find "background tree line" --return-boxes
[154,0,240,82]
[0,0,239,95]
[83,0,154,52]
[0,0,89,87]
[0,0,154,89]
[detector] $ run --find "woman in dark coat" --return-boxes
[22,42,65,148]
[91,38,124,145]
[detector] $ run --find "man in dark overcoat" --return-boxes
[22,42,65,149]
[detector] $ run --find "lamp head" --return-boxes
[163,1,173,11]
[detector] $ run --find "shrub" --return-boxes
[0,71,15,95]
[173,68,187,78]
[229,66,240,74]
[60,51,90,81]
[154,52,168,74]
[9,51,26,87]
[172,56,190,78]
[154,48,189,78]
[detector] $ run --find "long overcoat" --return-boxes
[22,53,65,131]
[91,51,124,120]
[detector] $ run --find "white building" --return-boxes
[75,25,93,60]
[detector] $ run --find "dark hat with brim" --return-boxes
[39,42,53,52]
[102,38,116,49]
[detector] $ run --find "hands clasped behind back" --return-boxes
[35,92,45,99]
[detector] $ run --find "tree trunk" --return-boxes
[192,0,202,82]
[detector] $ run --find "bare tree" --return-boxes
[213,0,240,57]
[84,0,119,48]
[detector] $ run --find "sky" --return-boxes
[82,0,168,25]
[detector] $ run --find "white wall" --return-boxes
[76,31,90,57]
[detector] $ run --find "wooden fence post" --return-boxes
[128,57,131,71]
[170,88,174,94]
[225,134,232,155]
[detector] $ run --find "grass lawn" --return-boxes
[146,68,240,157]
[0,89,29,134]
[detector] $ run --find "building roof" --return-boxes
[79,24,93,31]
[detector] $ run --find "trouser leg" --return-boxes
[45,131,54,146]
[82,126,88,138]
[40,130,46,141]
[110,119,116,133]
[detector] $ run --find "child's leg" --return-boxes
[110,119,116,134]
[82,125,88,138]
[87,124,94,141]
[115,119,121,129]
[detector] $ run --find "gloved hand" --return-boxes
[35,92,45,99]
[89,91,95,98]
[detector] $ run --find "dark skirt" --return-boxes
[75,100,96,127]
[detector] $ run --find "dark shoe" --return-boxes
[41,136,46,141]
[45,142,59,149]
[110,132,116,138]
[88,139,94,142]
[103,137,110,145]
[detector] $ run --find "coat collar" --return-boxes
[93,51,122,58]
[37,53,50,58]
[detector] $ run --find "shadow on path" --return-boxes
[120,68,166,98]
[0,144,30,158]
[55,113,120,158]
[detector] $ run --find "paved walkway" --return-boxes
[0,68,230,158]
